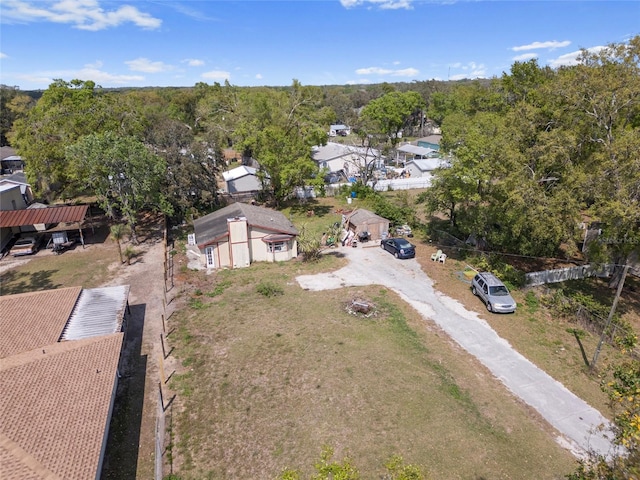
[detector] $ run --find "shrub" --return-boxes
[256,281,284,297]
[468,254,526,289]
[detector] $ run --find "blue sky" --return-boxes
[1,0,638,90]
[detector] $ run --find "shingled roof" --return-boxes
[194,202,298,247]
[0,286,82,359]
[0,286,129,480]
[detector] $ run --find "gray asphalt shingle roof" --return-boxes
[194,203,298,247]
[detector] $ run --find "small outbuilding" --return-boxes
[404,158,446,178]
[343,208,390,241]
[222,165,263,194]
[192,202,298,269]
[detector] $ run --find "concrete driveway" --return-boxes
[296,243,613,459]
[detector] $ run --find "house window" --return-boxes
[267,241,286,253]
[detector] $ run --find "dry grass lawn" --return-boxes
[166,255,577,479]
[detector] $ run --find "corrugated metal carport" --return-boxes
[0,204,91,246]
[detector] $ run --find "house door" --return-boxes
[205,246,215,268]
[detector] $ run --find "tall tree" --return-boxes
[238,80,331,205]
[66,132,171,243]
[8,79,126,200]
[359,91,425,148]
[0,85,35,146]
[554,37,640,285]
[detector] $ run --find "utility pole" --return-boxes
[590,264,630,372]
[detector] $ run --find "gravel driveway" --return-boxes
[297,243,613,458]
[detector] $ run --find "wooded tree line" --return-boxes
[421,36,640,289]
[2,36,638,269]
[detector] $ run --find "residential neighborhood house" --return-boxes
[222,165,263,194]
[192,202,298,269]
[395,144,439,167]
[404,158,449,179]
[0,285,130,480]
[312,142,384,182]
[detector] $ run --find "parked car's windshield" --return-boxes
[396,239,413,249]
[489,286,510,296]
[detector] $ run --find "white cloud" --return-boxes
[74,67,145,84]
[512,40,571,52]
[340,0,413,10]
[548,46,605,68]
[512,53,538,62]
[0,52,8,59]
[85,60,103,69]
[355,66,418,77]
[356,67,391,75]
[126,57,173,73]
[1,0,161,31]
[183,58,205,67]
[255,73,263,80]
[202,70,231,82]
[14,67,144,87]
[449,61,487,80]
[391,67,419,77]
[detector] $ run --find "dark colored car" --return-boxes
[381,237,415,259]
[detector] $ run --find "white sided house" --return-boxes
[192,203,298,269]
[312,142,384,180]
[404,158,448,178]
[222,165,262,194]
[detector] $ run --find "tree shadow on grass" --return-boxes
[288,199,333,217]
[0,269,60,295]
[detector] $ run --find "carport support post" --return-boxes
[590,264,629,372]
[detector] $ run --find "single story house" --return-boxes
[0,172,34,206]
[312,142,384,180]
[344,208,390,241]
[395,144,439,167]
[405,158,448,178]
[222,165,263,194]
[0,285,130,480]
[0,175,33,251]
[193,202,298,269]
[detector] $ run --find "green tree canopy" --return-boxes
[66,131,170,243]
[359,91,425,148]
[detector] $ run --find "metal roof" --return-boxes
[0,204,89,228]
[406,158,444,171]
[0,183,20,193]
[346,208,389,226]
[222,165,258,181]
[61,285,130,340]
[397,144,438,156]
